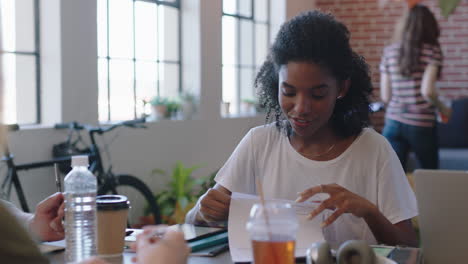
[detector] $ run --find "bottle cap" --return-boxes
[71,155,89,167]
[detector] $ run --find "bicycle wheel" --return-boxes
[98,174,161,227]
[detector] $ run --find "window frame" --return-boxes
[222,0,270,116]
[98,0,182,122]
[1,0,41,124]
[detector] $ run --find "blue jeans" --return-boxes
[382,119,439,171]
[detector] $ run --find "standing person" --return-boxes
[186,10,418,248]
[380,4,442,170]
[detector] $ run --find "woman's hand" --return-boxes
[29,192,65,241]
[196,187,231,223]
[296,184,377,227]
[131,226,190,264]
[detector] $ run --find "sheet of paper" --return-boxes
[228,192,325,263]
[39,240,65,254]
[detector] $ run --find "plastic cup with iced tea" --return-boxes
[246,202,298,264]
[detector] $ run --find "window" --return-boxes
[222,0,270,116]
[97,0,181,122]
[0,0,40,124]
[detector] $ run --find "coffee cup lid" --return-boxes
[96,195,130,210]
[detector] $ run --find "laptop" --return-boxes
[413,169,468,264]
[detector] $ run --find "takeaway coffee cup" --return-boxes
[96,195,130,256]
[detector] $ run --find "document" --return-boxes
[39,240,65,254]
[228,192,325,262]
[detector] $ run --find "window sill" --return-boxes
[11,112,267,132]
[15,123,55,131]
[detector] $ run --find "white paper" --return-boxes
[228,192,325,263]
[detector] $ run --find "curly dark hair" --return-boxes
[255,11,372,138]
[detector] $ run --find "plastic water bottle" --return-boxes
[64,155,97,262]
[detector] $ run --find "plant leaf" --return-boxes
[439,0,461,17]
[151,162,204,224]
[151,168,166,176]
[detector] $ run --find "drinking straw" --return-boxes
[255,178,272,241]
[256,178,280,264]
[54,163,62,193]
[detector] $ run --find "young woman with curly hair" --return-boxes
[187,10,418,247]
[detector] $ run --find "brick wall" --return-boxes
[316,0,468,131]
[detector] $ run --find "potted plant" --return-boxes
[165,100,181,119]
[220,101,230,116]
[241,98,257,115]
[180,92,197,120]
[149,162,216,224]
[149,96,169,120]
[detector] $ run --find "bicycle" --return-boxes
[1,118,161,226]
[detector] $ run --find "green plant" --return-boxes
[149,96,169,106]
[241,98,257,104]
[180,91,197,103]
[151,162,216,224]
[147,96,181,118]
[242,98,265,113]
[166,100,181,116]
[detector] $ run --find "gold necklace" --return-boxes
[311,143,336,158]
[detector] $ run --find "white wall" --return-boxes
[6,115,264,211]
[5,0,315,210]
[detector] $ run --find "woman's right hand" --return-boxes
[196,187,231,223]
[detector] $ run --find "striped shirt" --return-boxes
[380,43,442,127]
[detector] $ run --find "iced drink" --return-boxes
[246,202,298,264]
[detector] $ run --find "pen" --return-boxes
[54,163,62,193]
[149,225,170,238]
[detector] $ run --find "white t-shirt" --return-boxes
[215,123,418,246]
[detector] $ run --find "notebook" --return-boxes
[413,169,468,264]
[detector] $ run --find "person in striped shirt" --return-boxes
[380,4,442,171]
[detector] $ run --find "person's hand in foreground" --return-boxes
[28,192,65,241]
[131,225,190,264]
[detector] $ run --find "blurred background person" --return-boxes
[380,4,443,171]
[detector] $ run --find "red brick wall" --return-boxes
[316,0,468,100]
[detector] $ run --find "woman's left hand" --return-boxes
[296,183,377,227]
[29,192,65,241]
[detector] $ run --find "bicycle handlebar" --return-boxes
[54,121,84,130]
[54,117,147,133]
[2,124,20,132]
[99,117,147,134]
